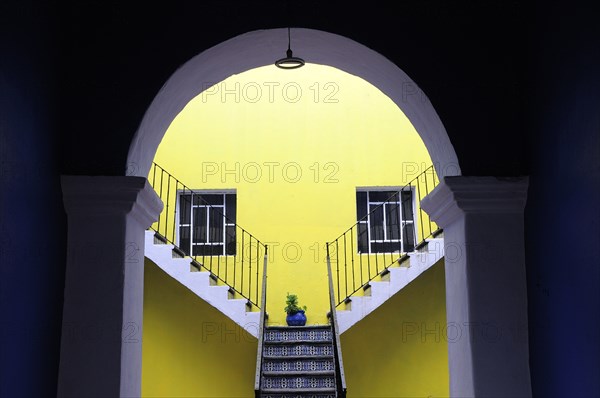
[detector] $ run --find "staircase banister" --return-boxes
[254,246,268,397]
[149,161,267,308]
[326,243,347,397]
[327,163,440,307]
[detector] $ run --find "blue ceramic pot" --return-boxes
[286,310,307,326]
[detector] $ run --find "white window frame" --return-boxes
[356,186,417,254]
[175,189,236,256]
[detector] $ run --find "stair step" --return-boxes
[261,374,336,390]
[264,344,334,357]
[172,246,186,258]
[153,233,168,244]
[261,387,336,395]
[263,358,335,372]
[264,328,332,343]
[415,240,429,251]
[263,354,334,360]
[266,325,331,330]
[264,339,332,345]
[397,253,411,265]
[190,259,202,272]
[263,371,334,377]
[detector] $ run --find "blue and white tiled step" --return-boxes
[261,392,335,398]
[260,325,337,398]
[264,327,333,342]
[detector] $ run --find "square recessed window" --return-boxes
[177,191,236,256]
[356,189,416,254]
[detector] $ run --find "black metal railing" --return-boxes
[327,165,441,307]
[326,245,347,398]
[149,162,267,308]
[254,248,269,398]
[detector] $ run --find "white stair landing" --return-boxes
[336,238,445,334]
[144,230,260,338]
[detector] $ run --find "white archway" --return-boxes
[127,28,460,178]
[58,28,532,398]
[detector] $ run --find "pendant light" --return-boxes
[275,27,305,69]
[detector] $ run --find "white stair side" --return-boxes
[388,267,410,290]
[144,230,260,338]
[337,284,388,333]
[185,272,213,297]
[337,237,445,334]
[363,281,391,308]
[416,239,444,264]
[336,296,366,331]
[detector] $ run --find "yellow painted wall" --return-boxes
[142,254,448,397]
[341,259,449,397]
[151,63,435,327]
[142,258,257,397]
[143,64,447,397]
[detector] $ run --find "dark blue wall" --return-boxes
[525,3,600,397]
[0,2,65,397]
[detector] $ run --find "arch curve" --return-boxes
[127,28,460,177]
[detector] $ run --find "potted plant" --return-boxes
[284,292,307,326]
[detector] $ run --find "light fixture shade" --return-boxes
[275,28,305,69]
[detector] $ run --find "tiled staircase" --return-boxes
[259,325,338,398]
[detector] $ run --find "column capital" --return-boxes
[421,176,529,228]
[61,175,163,229]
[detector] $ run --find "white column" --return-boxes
[421,176,532,398]
[57,176,162,398]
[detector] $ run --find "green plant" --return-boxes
[284,292,307,314]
